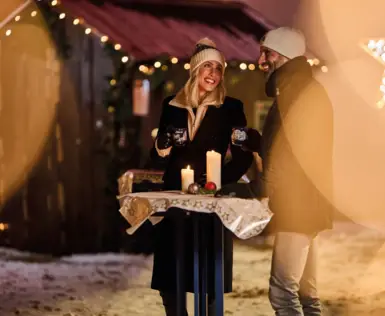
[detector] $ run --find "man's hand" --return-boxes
[241,128,262,153]
[215,180,266,199]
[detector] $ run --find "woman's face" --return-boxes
[198,61,223,94]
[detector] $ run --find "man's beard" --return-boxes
[260,60,276,81]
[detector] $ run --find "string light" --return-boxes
[239,63,247,70]
[110,79,117,86]
[8,0,318,76]
[142,66,149,73]
[0,223,9,231]
[147,67,155,75]
[321,66,328,73]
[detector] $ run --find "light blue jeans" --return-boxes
[269,232,322,316]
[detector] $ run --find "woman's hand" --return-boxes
[156,126,174,150]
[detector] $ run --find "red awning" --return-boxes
[60,0,261,61]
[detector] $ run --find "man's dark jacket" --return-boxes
[260,56,334,235]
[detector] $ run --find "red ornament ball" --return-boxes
[204,182,217,191]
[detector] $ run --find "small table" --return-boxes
[119,192,272,316]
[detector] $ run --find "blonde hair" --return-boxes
[183,65,226,108]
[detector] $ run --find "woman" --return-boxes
[151,38,253,315]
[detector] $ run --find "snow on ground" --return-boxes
[1,222,385,315]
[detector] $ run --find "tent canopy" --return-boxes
[61,0,267,61]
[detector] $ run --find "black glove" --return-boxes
[215,179,266,199]
[242,128,261,153]
[156,126,174,150]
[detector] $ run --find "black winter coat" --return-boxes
[150,96,253,294]
[261,56,334,235]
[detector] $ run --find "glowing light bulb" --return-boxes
[85,28,92,35]
[184,63,190,70]
[59,13,66,19]
[73,18,80,25]
[121,56,129,63]
[100,36,108,43]
[154,61,161,68]
[376,39,385,49]
[239,63,247,70]
[114,44,121,50]
[368,40,376,49]
[171,57,178,64]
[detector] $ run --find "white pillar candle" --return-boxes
[206,150,222,189]
[181,165,194,192]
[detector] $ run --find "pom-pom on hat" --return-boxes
[261,27,306,59]
[189,38,226,75]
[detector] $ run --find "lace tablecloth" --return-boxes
[118,191,272,240]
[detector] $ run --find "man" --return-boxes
[256,27,334,316]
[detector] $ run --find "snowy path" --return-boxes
[1,223,385,315]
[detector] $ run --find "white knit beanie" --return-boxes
[261,27,306,59]
[189,38,226,75]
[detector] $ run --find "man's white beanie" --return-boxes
[261,27,306,59]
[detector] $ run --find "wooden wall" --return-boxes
[0,15,133,255]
